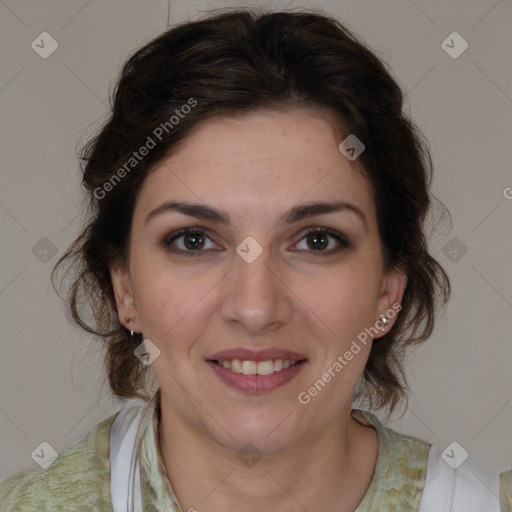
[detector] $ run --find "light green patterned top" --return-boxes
[0,391,432,511]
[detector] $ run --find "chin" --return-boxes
[206,408,306,455]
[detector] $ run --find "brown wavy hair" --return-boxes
[51,7,450,417]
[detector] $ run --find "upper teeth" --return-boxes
[218,359,298,375]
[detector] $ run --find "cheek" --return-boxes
[131,258,220,346]
[294,263,381,341]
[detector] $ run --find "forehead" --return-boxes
[136,109,375,225]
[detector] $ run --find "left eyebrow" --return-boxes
[144,200,367,230]
[280,200,367,229]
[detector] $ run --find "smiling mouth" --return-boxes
[210,358,307,376]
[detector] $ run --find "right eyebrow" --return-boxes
[145,201,230,225]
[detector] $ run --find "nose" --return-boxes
[221,246,293,337]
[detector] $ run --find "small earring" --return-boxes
[125,316,135,336]
[379,314,389,332]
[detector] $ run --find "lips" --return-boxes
[207,348,308,393]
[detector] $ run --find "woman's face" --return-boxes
[111,108,405,453]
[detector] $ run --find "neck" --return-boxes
[157,395,378,512]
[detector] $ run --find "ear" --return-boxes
[110,263,141,334]
[373,267,407,339]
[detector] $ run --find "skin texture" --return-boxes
[110,109,407,511]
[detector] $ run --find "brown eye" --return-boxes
[181,231,206,250]
[162,228,219,257]
[294,228,350,257]
[306,232,329,250]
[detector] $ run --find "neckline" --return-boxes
[142,391,390,510]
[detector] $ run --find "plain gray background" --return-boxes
[1,0,511,482]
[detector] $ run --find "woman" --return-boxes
[0,7,508,512]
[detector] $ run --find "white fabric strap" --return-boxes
[419,445,501,512]
[419,445,456,511]
[110,399,147,512]
[109,403,502,512]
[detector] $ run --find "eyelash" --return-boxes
[161,227,350,258]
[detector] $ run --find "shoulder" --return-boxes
[351,409,431,511]
[352,409,504,512]
[0,411,117,511]
[352,408,432,461]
